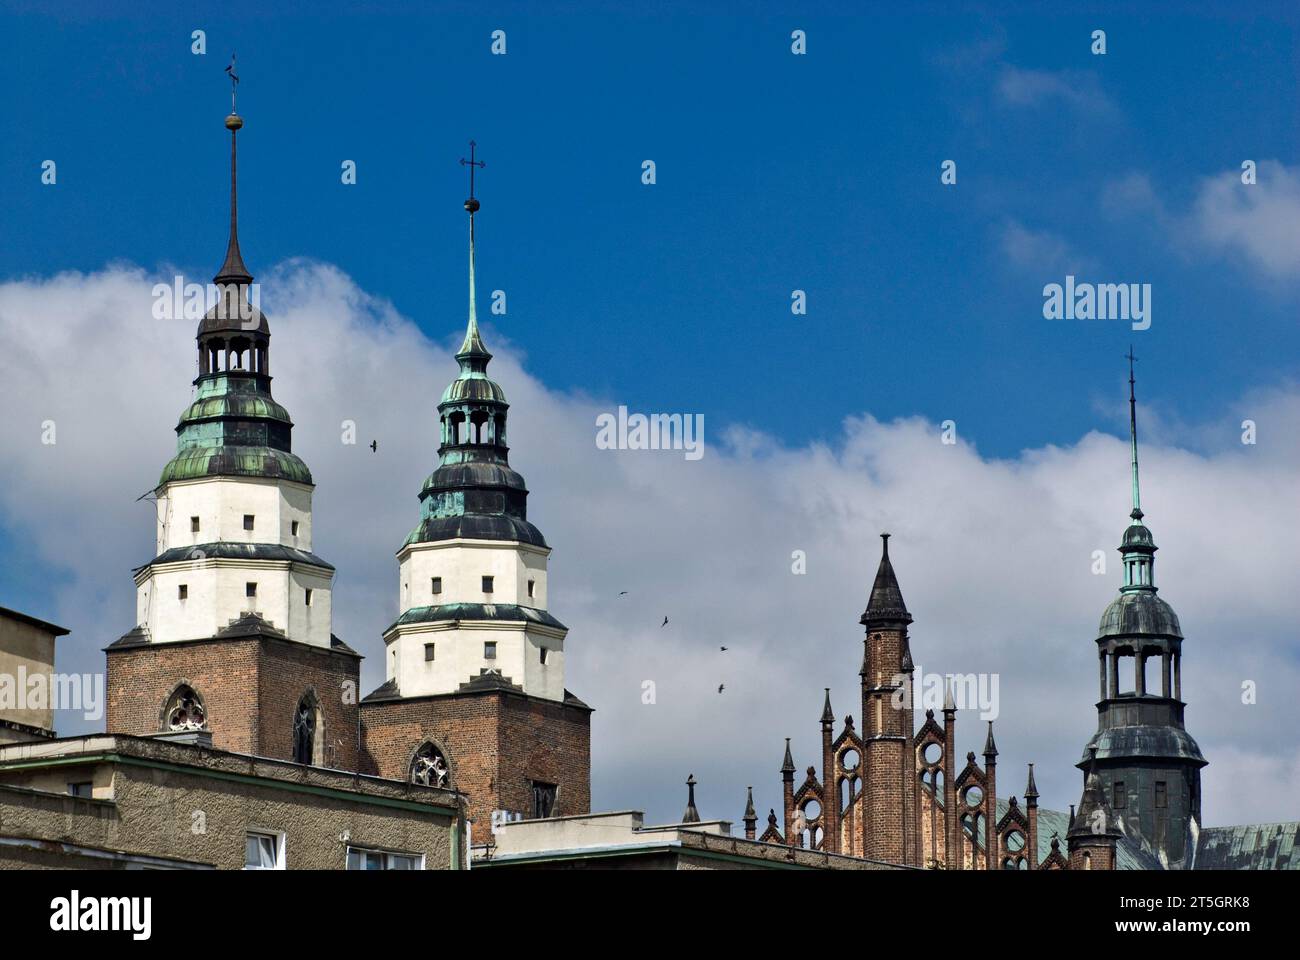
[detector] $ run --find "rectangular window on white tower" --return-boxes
[431,577,442,595]
[190,516,200,533]
[246,582,257,598]
[305,588,313,606]
[243,514,255,531]
[540,646,548,665]
[424,643,435,662]
[178,584,188,600]
[291,521,300,537]
[484,641,497,660]
[528,579,536,599]
[482,575,494,593]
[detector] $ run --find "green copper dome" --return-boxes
[406,202,544,548]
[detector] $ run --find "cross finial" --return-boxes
[225,53,240,114]
[460,140,485,212]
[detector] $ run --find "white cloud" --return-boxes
[997,65,1116,116]
[1102,161,1300,280]
[1,263,1297,831]
[998,218,1095,274]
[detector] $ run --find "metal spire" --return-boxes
[215,54,251,285]
[456,140,491,365]
[682,774,701,823]
[1126,346,1143,522]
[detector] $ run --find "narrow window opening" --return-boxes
[424,643,436,662]
[482,575,494,593]
[431,577,443,595]
[305,588,313,607]
[531,781,558,819]
[540,646,549,665]
[246,582,257,598]
[484,641,497,660]
[291,520,300,537]
[178,584,188,600]
[527,579,536,599]
[1155,781,1168,808]
[1113,780,1126,809]
[243,514,255,531]
[190,516,200,533]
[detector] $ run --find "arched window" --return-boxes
[409,741,451,788]
[292,693,322,765]
[164,685,207,732]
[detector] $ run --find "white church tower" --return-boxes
[125,110,335,651]
[379,145,567,703]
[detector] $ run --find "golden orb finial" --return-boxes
[225,113,243,131]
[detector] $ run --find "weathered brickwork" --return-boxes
[359,690,591,833]
[105,636,360,770]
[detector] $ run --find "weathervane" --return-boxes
[460,140,485,212]
[225,53,239,114]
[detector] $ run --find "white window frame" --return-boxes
[345,845,425,871]
[243,829,286,871]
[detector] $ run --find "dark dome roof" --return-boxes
[197,301,270,337]
[1098,590,1182,640]
[1121,523,1156,550]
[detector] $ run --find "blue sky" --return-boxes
[3,2,1300,828]
[6,1,1297,457]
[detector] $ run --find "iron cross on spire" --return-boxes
[460,140,485,211]
[225,53,240,113]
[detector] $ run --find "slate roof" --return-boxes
[1195,822,1300,870]
[386,602,567,634]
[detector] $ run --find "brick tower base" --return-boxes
[359,675,592,839]
[105,616,362,771]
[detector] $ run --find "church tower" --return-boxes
[859,534,920,866]
[106,87,361,770]
[1079,356,1206,868]
[360,147,592,835]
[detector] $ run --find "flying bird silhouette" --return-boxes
[618,591,628,597]
[720,646,728,652]
[718,684,725,694]
[661,616,669,627]
[369,440,378,453]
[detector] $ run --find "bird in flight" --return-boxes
[661,616,669,628]
[717,684,725,694]
[369,440,378,453]
[720,646,728,652]
[618,591,628,597]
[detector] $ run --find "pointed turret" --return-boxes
[682,774,700,823]
[983,720,998,759]
[781,737,795,776]
[743,786,757,840]
[820,688,834,725]
[1024,763,1039,802]
[860,533,912,627]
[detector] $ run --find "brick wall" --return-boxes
[105,636,360,770]
[360,690,591,833]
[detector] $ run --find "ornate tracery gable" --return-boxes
[409,740,452,788]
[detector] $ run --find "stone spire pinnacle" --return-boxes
[214,55,251,286]
[682,774,700,823]
[820,688,834,725]
[1024,762,1040,801]
[983,720,998,759]
[861,533,912,627]
[781,738,795,775]
[743,785,756,820]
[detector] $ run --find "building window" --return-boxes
[527,579,536,599]
[304,588,313,607]
[431,577,442,595]
[481,575,494,593]
[540,646,549,665]
[531,781,558,819]
[244,832,283,870]
[68,782,93,798]
[409,741,450,788]
[164,685,206,731]
[346,847,421,870]
[424,643,436,662]
[291,520,300,537]
[1155,781,1168,808]
[178,584,188,600]
[1113,781,1126,809]
[293,693,319,765]
[484,641,497,660]
[243,514,254,531]
[190,516,200,533]
[246,582,257,598]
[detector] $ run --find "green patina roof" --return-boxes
[386,602,567,634]
[160,372,312,487]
